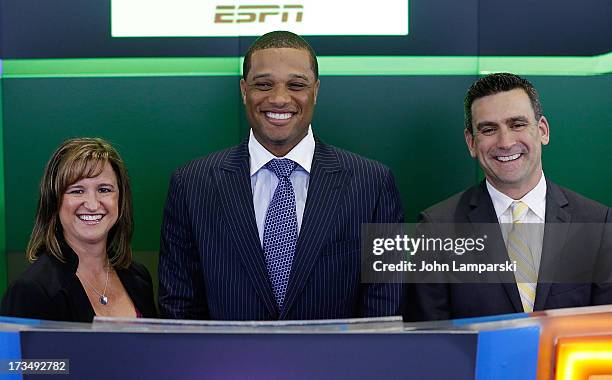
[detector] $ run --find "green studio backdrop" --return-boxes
[2,71,611,298]
[1,0,611,297]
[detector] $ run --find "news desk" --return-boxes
[2,305,612,380]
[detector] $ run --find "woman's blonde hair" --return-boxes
[26,137,133,269]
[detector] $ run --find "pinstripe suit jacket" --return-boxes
[158,138,404,320]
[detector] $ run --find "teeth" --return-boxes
[266,112,292,120]
[78,215,103,221]
[497,153,521,162]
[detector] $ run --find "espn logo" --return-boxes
[215,4,304,23]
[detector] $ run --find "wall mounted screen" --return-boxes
[111,0,409,37]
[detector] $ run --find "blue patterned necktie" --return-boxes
[263,158,298,308]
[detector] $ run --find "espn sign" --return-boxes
[112,0,408,37]
[215,5,303,24]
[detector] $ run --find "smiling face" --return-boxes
[465,88,550,198]
[240,47,320,157]
[59,162,119,251]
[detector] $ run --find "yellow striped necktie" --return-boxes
[507,201,537,312]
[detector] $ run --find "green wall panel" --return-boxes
[3,77,242,252]
[0,78,7,290]
[2,73,611,294]
[313,76,479,220]
[535,75,612,204]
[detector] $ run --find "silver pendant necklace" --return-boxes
[76,264,110,305]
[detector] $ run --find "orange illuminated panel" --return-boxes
[537,308,612,380]
[555,337,612,380]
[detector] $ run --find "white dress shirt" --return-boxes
[249,126,315,246]
[486,172,547,272]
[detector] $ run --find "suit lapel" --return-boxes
[216,141,278,318]
[468,182,524,313]
[534,180,570,310]
[280,140,349,319]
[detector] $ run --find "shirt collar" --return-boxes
[486,172,547,220]
[248,125,315,175]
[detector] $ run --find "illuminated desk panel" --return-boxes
[0,316,541,380]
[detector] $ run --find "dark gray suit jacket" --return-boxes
[405,179,612,321]
[159,138,404,320]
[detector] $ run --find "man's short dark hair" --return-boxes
[242,30,319,80]
[464,73,543,132]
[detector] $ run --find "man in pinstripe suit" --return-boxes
[158,31,405,320]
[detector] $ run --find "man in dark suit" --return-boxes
[406,73,612,321]
[158,31,404,320]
